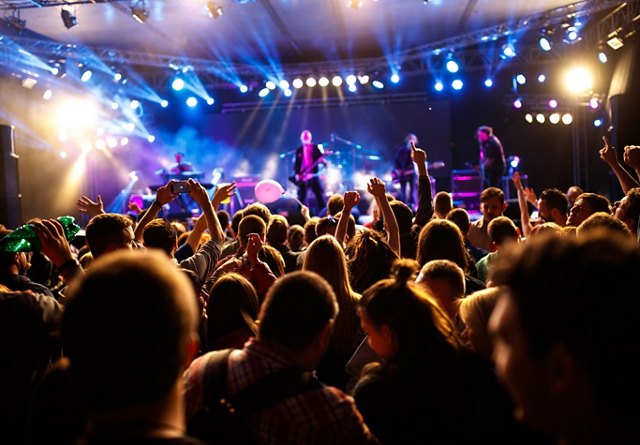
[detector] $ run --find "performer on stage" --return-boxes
[393,133,418,207]
[293,130,326,213]
[477,125,506,189]
[168,152,194,174]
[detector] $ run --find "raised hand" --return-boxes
[32,219,74,268]
[188,179,210,207]
[245,233,263,267]
[367,177,387,199]
[410,141,427,165]
[127,201,143,214]
[624,145,640,170]
[300,204,310,221]
[599,136,619,166]
[156,181,177,205]
[511,171,523,190]
[523,187,538,207]
[343,191,360,210]
[212,182,237,208]
[77,195,104,217]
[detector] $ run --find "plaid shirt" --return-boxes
[184,338,378,445]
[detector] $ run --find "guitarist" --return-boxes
[393,133,419,207]
[293,130,326,213]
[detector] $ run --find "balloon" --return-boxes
[254,179,284,204]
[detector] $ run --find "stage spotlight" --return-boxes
[564,67,592,93]
[318,77,330,87]
[538,74,546,83]
[123,122,135,132]
[80,69,93,82]
[525,113,534,124]
[346,75,357,85]
[484,78,493,88]
[238,84,248,93]
[372,80,384,89]
[348,84,357,93]
[284,89,292,97]
[536,113,546,124]
[113,72,123,82]
[258,88,270,97]
[95,139,106,150]
[107,137,118,148]
[594,118,603,127]
[172,78,185,91]
[451,79,463,90]
[130,0,150,23]
[292,79,303,89]
[548,99,558,109]
[358,75,369,84]
[5,14,26,31]
[607,32,624,50]
[434,81,444,92]
[147,135,156,143]
[160,99,169,108]
[564,26,580,44]
[390,73,400,84]
[598,51,608,63]
[539,37,552,52]
[589,97,600,109]
[549,113,560,124]
[207,2,223,19]
[43,89,53,100]
[515,74,526,85]
[186,97,198,107]
[562,113,573,125]
[129,99,140,110]
[120,137,129,146]
[513,98,523,109]
[445,59,459,73]
[60,151,68,159]
[266,80,276,90]
[332,76,343,87]
[111,102,119,110]
[61,9,78,29]
[501,43,516,58]
[206,97,214,105]
[279,80,289,90]
[306,77,317,87]
[347,0,362,9]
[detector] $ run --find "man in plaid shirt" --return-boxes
[184,271,378,444]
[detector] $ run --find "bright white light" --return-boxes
[358,75,369,84]
[451,79,463,90]
[346,75,357,85]
[513,98,523,109]
[536,113,546,124]
[562,113,573,125]
[206,97,215,105]
[111,102,119,110]
[81,70,92,82]
[332,76,343,87]
[123,122,135,132]
[81,141,93,152]
[598,52,608,64]
[120,137,129,146]
[564,67,593,93]
[434,81,444,92]
[51,67,59,76]
[549,113,560,124]
[548,99,558,109]
[390,73,400,83]
[114,73,122,82]
[516,74,526,85]
[96,128,105,136]
[502,43,516,58]
[539,37,552,52]
[56,99,98,134]
[279,80,289,90]
[239,84,249,93]
[594,118,603,127]
[266,81,276,90]
[306,77,317,87]
[43,89,53,100]
[186,97,198,107]
[258,88,270,97]
[129,99,140,110]
[372,80,384,89]
[160,99,169,108]
[484,78,493,88]
[107,137,118,148]
[318,77,330,87]
[128,171,138,182]
[446,60,459,73]
[348,84,357,93]
[172,78,185,91]
[284,89,292,97]
[589,98,600,109]
[292,79,303,89]
[538,74,546,83]
[525,113,533,124]
[147,135,156,143]
[59,151,67,159]
[95,139,106,150]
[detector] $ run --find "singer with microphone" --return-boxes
[290,129,327,214]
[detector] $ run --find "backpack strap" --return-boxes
[200,348,234,412]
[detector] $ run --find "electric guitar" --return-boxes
[391,161,445,183]
[288,155,329,186]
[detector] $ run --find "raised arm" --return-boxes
[412,141,434,227]
[512,172,533,238]
[32,219,83,284]
[335,191,360,247]
[600,136,640,194]
[368,178,400,256]
[77,195,104,218]
[133,181,177,242]
[623,145,640,183]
